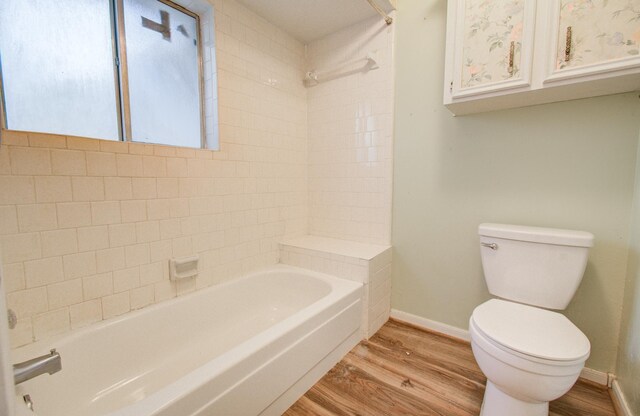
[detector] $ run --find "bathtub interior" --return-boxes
[11,266,361,416]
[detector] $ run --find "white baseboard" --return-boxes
[390,308,471,341]
[389,308,610,386]
[611,380,634,416]
[578,367,609,386]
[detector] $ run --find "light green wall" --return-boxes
[391,0,640,371]
[616,128,640,413]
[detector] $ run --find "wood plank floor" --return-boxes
[284,319,617,416]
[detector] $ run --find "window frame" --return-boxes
[0,0,214,150]
[0,54,6,132]
[115,0,206,148]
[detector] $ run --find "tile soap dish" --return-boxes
[169,255,199,281]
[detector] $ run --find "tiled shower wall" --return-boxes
[0,0,308,347]
[306,16,395,245]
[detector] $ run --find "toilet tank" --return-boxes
[478,223,594,310]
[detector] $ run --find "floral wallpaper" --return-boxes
[461,0,526,88]
[557,0,640,69]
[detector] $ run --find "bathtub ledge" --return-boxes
[279,235,392,338]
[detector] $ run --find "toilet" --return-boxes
[471,223,593,416]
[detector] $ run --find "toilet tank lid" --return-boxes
[478,223,594,247]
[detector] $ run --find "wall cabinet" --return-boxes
[444,0,640,115]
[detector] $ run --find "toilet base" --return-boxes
[480,381,549,416]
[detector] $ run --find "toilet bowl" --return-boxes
[474,223,594,416]
[469,299,590,416]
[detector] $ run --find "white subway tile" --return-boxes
[34,308,70,340]
[67,136,100,151]
[51,149,86,175]
[1,131,29,146]
[121,200,148,223]
[57,202,92,229]
[78,226,110,252]
[175,148,196,159]
[35,176,73,203]
[9,318,33,348]
[83,272,113,300]
[72,177,105,201]
[166,158,188,177]
[2,262,25,293]
[143,156,167,177]
[91,201,122,225]
[128,143,154,156]
[100,140,128,154]
[0,177,36,205]
[136,221,160,243]
[102,292,130,320]
[86,152,117,176]
[116,154,143,177]
[10,147,51,175]
[17,203,58,232]
[96,247,126,273]
[0,232,41,263]
[176,278,196,296]
[63,252,97,279]
[0,145,11,174]
[104,177,133,200]
[154,280,177,302]
[151,145,176,157]
[157,178,180,198]
[7,287,48,318]
[139,261,165,285]
[172,237,193,258]
[113,266,140,293]
[0,205,18,235]
[28,132,66,148]
[25,257,64,288]
[150,240,173,263]
[70,300,102,329]
[125,243,150,267]
[132,178,157,199]
[169,199,190,218]
[41,229,78,257]
[108,223,137,247]
[130,285,154,310]
[47,279,83,309]
[148,199,171,220]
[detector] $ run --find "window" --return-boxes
[0,0,218,149]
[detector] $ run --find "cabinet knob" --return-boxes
[565,26,572,62]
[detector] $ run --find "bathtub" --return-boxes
[11,265,363,416]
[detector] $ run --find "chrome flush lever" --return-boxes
[481,242,498,250]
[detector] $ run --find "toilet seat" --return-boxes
[471,299,590,363]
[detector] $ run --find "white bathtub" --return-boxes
[12,265,363,416]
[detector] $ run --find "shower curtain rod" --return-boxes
[365,0,393,25]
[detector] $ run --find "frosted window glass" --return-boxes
[124,0,202,147]
[0,0,120,140]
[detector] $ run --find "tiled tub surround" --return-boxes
[0,0,401,350]
[280,235,392,338]
[306,16,395,245]
[11,266,362,416]
[0,0,309,347]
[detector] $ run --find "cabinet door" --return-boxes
[450,0,537,98]
[546,0,640,82]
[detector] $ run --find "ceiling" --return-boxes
[235,0,396,43]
